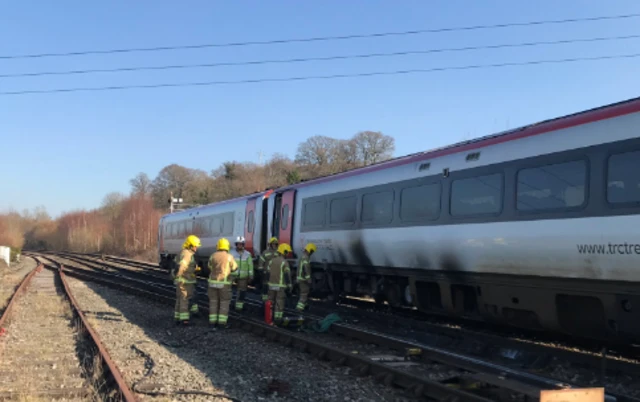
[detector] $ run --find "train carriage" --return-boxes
[159,96,640,343]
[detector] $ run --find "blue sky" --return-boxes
[1,1,639,218]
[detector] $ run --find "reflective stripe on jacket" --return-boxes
[231,250,254,279]
[208,250,238,286]
[175,249,197,284]
[297,255,311,282]
[267,255,291,290]
[258,249,277,271]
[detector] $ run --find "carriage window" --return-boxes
[281,205,289,230]
[451,173,503,216]
[400,184,440,221]
[361,191,393,224]
[210,217,222,236]
[330,196,356,224]
[197,219,207,236]
[303,201,325,226]
[247,211,255,233]
[517,161,586,211]
[608,151,640,204]
[222,213,234,236]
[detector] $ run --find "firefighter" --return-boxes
[257,237,279,302]
[173,235,200,326]
[207,238,238,329]
[231,236,253,311]
[296,243,316,312]
[267,243,293,324]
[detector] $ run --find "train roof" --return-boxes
[279,95,640,190]
[160,95,640,219]
[160,189,272,220]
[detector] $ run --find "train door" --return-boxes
[273,189,296,255]
[244,198,257,255]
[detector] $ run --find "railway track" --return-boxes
[31,252,638,401]
[0,258,136,401]
[47,252,640,376]
[69,253,640,354]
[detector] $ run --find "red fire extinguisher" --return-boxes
[264,300,273,325]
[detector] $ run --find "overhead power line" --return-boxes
[3,34,639,79]
[2,52,639,96]
[1,12,639,60]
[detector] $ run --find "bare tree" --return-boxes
[352,131,395,166]
[151,164,204,209]
[295,136,338,166]
[130,172,152,195]
[101,192,125,251]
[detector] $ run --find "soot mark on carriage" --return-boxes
[350,235,374,271]
[335,247,348,265]
[440,252,468,283]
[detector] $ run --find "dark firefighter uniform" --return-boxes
[267,243,293,323]
[257,237,279,301]
[296,243,316,312]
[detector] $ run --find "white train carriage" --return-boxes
[158,190,273,268]
[159,96,640,343]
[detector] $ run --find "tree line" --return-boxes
[0,131,394,261]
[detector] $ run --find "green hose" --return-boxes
[305,313,342,332]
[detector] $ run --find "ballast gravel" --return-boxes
[65,278,417,402]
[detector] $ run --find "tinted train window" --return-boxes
[281,205,289,230]
[247,211,255,233]
[451,173,503,216]
[517,160,586,211]
[608,151,640,204]
[303,201,325,226]
[330,196,356,224]
[400,184,440,221]
[361,191,394,224]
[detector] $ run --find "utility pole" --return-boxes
[258,150,264,165]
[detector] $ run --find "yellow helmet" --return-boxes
[304,243,317,254]
[183,235,201,249]
[277,243,292,256]
[217,238,230,251]
[269,237,279,244]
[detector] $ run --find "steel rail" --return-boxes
[0,262,41,331]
